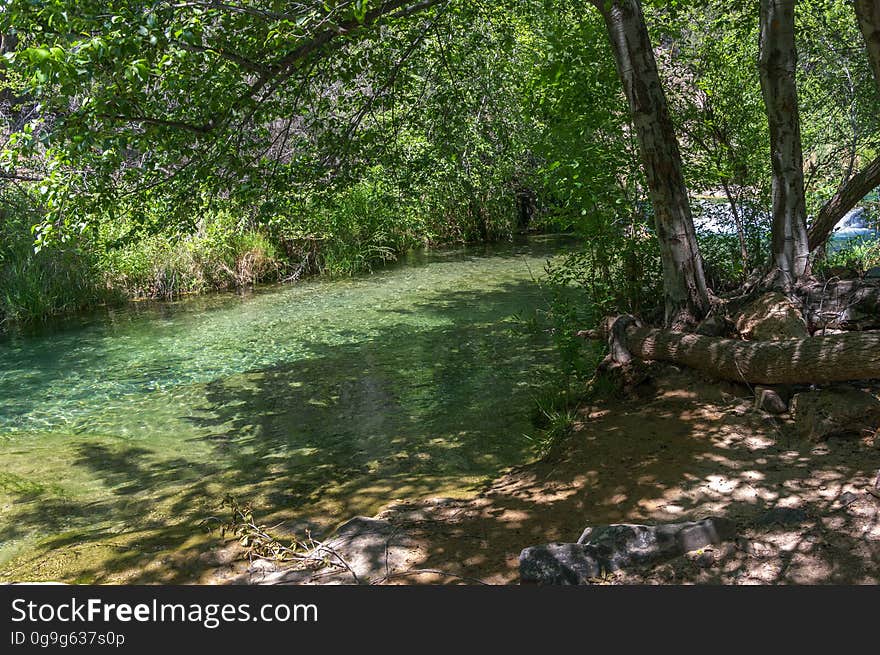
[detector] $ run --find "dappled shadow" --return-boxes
[0,275,566,583]
[627,323,880,385]
[5,233,875,584]
[355,369,880,584]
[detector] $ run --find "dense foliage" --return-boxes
[0,0,878,329]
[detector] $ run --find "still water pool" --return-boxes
[0,235,578,581]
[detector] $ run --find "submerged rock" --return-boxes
[789,387,880,441]
[519,518,736,585]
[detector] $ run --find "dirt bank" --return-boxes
[213,365,880,585]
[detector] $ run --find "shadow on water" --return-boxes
[0,263,571,582]
[4,236,877,584]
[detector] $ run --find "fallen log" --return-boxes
[581,316,880,385]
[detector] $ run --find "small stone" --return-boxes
[754,386,789,414]
[696,550,715,568]
[839,492,859,507]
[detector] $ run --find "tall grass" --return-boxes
[304,181,417,277]
[1,170,534,328]
[0,217,120,329]
[101,223,286,299]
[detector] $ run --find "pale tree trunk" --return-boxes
[721,180,750,274]
[584,316,880,385]
[808,1,880,250]
[0,34,16,105]
[759,0,810,287]
[593,0,709,328]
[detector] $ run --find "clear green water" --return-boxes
[0,235,577,581]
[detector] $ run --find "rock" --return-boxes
[690,549,716,568]
[754,386,789,414]
[789,387,880,441]
[801,278,880,331]
[734,292,809,341]
[839,492,859,508]
[519,543,604,585]
[696,314,731,337]
[520,518,736,585]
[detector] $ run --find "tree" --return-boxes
[855,0,880,87]
[585,315,880,384]
[807,0,880,250]
[592,0,709,328]
[758,0,810,287]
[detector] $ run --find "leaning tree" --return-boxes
[586,0,880,384]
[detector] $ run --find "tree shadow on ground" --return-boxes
[4,273,876,584]
[372,369,880,584]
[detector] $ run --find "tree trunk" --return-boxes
[855,0,880,89]
[586,316,880,385]
[808,154,880,250]
[807,2,880,250]
[0,33,17,106]
[759,0,810,287]
[593,0,709,329]
[721,180,750,274]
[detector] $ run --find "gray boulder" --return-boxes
[520,518,736,585]
[734,292,809,341]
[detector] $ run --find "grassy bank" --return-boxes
[0,179,542,331]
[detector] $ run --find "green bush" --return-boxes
[99,212,287,299]
[1,205,119,328]
[817,237,880,277]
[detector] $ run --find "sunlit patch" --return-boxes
[706,475,738,494]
